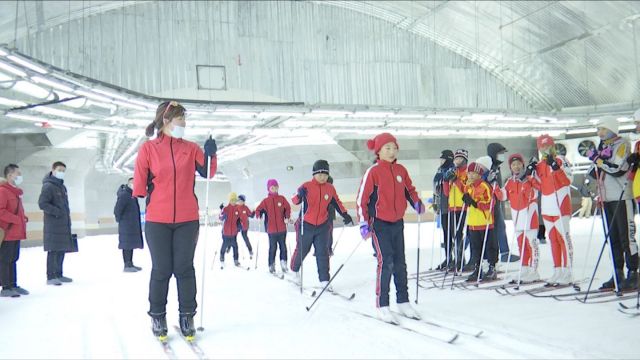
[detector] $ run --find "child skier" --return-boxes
[219,192,241,268]
[530,134,574,286]
[290,160,353,287]
[255,179,292,274]
[494,154,540,283]
[433,150,455,268]
[236,194,254,259]
[587,117,638,291]
[356,132,425,324]
[462,162,497,282]
[442,149,469,271]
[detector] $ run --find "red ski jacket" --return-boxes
[219,204,240,236]
[255,193,291,234]
[0,183,27,241]
[291,178,348,226]
[356,159,421,224]
[237,204,254,231]
[133,134,217,223]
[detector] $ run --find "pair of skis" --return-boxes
[156,326,207,360]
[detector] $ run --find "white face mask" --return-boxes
[14,175,23,185]
[171,125,185,139]
[497,153,506,162]
[54,171,65,180]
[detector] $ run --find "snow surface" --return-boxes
[0,216,637,359]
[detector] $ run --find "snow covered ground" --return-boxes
[0,216,637,359]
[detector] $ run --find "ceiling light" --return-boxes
[12,81,51,98]
[75,90,112,103]
[426,114,461,120]
[0,97,27,107]
[6,113,51,122]
[329,120,385,127]
[566,128,597,135]
[258,111,305,117]
[31,106,93,120]
[350,111,393,118]
[92,88,130,101]
[0,61,26,77]
[387,121,434,128]
[283,120,325,127]
[390,113,425,119]
[6,55,47,74]
[307,109,353,117]
[114,100,148,111]
[31,76,73,92]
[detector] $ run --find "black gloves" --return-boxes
[342,213,353,225]
[219,203,224,210]
[537,224,546,240]
[297,186,307,199]
[627,153,640,171]
[546,156,560,171]
[523,162,536,177]
[462,193,477,208]
[204,136,217,158]
[443,168,457,182]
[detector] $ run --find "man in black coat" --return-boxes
[38,161,74,286]
[114,177,144,272]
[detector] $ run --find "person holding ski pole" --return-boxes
[255,179,292,274]
[219,192,242,268]
[134,100,217,340]
[236,194,255,259]
[356,132,425,324]
[442,149,469,271]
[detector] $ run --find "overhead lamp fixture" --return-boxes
[12,81,51,99]
[566,128,597,135]
[75,90,112,103]
[426,114,461,120]
[0,97,27,107]
[283,119,325,127]
[497,116,526,121]
[192,120,259,127]
[258,111,305,117]
[113,100,148,111]
[6,55,47,74]
[469,113,502,120]
[306,109,353,117]
[92,88,130,101]
[387,121,434,128]
[31,106,93,120]
[34,122,71,131]
[329,120,385,127]
[31,76,74,92]
[619,124,636,131]
[488,123,529,128]
[0,60,26,77]
[389,113,425,119]
[350,111,394,118]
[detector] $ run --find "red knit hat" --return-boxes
[367,132,399,154]
[536,134,554,150]
[467,162,486,176]
[508,153,524,166]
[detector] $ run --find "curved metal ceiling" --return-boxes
[2,1,639,112]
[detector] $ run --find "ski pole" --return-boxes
[580,203,599,282]
[331,224,347,254]
[450,213,468,290]
[503,182,524,279]
[514,206,530,290]
[476,183,498,286]
[442,203,466,288]
[430,210,438,270]
[415,212,422,304]
[306,239,364,311]
[197,151,212,332]
[583,168,629,300]
[299,200,306,295]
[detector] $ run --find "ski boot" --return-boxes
[622,270,639,291]
[179,312,196,341]
[269,264,276,274]
[483,264,497,281]
[249,251,254,260]
[280,259,288,273]
[599,268,625,291]
[234,260,241,267]
[320,280,333,292]
[149,312,168,342]
[377,306,399,324]
[466,266,481,282]
[397,302,421,320]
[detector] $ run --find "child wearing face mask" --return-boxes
[586,117,638,291]
[113,177,144,272]
[38,161,74,287]
[0,164,29,298]
[494,154,541,283]
[134,101,218,341]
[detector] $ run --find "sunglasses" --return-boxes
[162,101,180,120]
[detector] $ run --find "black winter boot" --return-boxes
[149,312,168,338]
[179,312,196,338]
[466,266,481,282]
[599,269,625,291]
[622,270,638,291]
[484,264,498,281]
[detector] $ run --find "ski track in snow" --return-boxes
[0,218,637,359]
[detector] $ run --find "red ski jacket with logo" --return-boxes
[356,159,421,224]
[133,134,217,224]
[237,204,254,231]
[255,193,291,234]
[291,179,348,226]
[219,204,240,236]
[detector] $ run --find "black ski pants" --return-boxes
[371,218,409,307]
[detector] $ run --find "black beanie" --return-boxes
[440,150,454,160]
[312,160,330,175]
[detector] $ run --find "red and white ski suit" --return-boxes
[533,156,574,268]
[495,175,539,269]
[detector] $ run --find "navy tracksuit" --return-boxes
[268,232,288,266]
[290,220,330,282]
[220,235,239,262]
[371,219,409,307]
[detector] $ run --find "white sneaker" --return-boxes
[280,260,289,273]
[397,302,421,320]
[320,281,333,292]
[519,266,541,283]
[546,267,560,285]
[555,267,573,285]
[377,306,399,324]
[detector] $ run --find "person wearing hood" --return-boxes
[113,177,144,272]
[433,150,454,266]
[0,164,29,297]
[587,117,638,291]
[442,149,469,271]
[38,161,74,287]
[486,143,520,263]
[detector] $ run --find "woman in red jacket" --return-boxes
[0,164,29,298]
[133,101,217,341]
